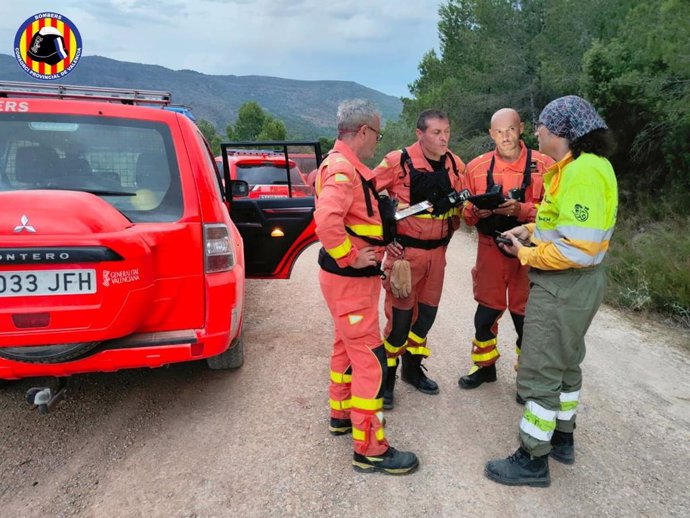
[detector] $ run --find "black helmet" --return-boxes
[28,27,68,66]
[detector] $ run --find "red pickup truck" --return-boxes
[0,81,319,407]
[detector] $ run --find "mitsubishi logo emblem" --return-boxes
[13,215,36,233]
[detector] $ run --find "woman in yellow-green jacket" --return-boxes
[485,95,618,487]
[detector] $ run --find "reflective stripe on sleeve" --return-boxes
[386,357,398,367]
[520,401,557,441]
[326,237,352,259]
[330,370,352,384]
[558,390,580,421]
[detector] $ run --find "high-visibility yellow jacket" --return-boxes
[517,152,618,270]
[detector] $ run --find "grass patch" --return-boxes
[606,209,690,328]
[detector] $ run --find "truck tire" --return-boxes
[206,336,244,370]
[0,342,101,364]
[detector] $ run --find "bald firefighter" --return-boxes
[314,99,418,475]
[374,109,465,409]
[459,109,553,392]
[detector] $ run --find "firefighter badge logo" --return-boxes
[14,12,82,80]
[573,204,589,222]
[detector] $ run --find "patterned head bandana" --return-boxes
[538,95,607,141]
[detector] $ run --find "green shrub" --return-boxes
[606,208,690,327]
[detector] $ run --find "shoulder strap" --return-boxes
[445,153,459,177]
[358,173,375,217]
[521,148,533,190]
[486,155,496,191]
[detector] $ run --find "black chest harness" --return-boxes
[396,149,459,249]
[476,148,535,237]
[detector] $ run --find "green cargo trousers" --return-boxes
[516,265,606,457]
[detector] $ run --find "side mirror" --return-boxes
[229,179,249,197]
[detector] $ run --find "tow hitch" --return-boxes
[25,378,69,414]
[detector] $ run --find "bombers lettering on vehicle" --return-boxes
[0,101,29,112]
[0,81,320,410]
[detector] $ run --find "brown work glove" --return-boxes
[390,258,411,299]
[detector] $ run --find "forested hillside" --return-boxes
[386,0,689,325]
[0,54,403,139]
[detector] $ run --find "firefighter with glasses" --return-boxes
[315,99,418,475]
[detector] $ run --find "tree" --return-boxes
[226,101,291,142]
[582,0,690,212]
[197,119,222,155]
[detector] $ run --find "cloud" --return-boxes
[1,0,442,96]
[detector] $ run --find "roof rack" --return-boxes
[0,81,172,105]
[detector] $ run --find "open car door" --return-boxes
[221,141,321,279]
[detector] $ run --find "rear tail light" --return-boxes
[203,223,235,273]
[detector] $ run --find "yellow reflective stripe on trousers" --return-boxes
[330,398,352,410]
[471,337,498,363]
[520,400,557,441]
[352,426,385,442]
[473,337,497,348]
[351,395,383,411]
[471,348,499,363]
[558,390,580,420]
[346,224,383,237]
[330,370,352,384]
[407,346,430,357]
[326,237,352,260]
[386,357,398,367]
[408,331,425,344]
[384,338,405,355]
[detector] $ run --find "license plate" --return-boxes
[0,269,97,297]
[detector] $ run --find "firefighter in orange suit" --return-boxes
[458,108,553,391]
[314,99,418,475]
[373,110,465,409]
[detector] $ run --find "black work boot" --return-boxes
[329,417,352,436]
[515,392,526,405]
[353,446,419,475]
[485,448,550,487]
[383,360,398,410]
[458,364,497,389]
[550,430,575,464]
[401,352,439,395]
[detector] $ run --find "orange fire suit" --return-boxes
[374,141,465,362]
[314,139,388,456]
[462,141,552,366]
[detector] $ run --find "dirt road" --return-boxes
[1,236,689,517]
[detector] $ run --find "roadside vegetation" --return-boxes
[199,0,689,327]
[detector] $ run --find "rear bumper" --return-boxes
[0,328,234,379]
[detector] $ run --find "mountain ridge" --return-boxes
[0,54,403,139]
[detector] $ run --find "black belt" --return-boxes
[396,233,451,250]
[318,248,381,277]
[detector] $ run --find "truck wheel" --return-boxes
[206,336,244,370]
[0,342,101,364]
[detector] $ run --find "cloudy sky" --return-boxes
[2,1,445,97]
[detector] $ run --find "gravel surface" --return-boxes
[1,235,689,517]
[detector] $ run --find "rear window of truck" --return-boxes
[0,114,182,223]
